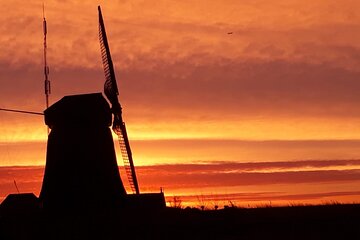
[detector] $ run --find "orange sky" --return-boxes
[1,0,360,206]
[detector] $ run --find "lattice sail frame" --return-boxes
[98,6,139,194]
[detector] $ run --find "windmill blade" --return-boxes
[98,6,119,106]
[117,122,139,195]
[98,6,139,194]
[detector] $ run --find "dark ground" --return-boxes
[1,203,359,240]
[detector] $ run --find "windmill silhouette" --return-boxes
[37,6,165,210]
[1,5,165,212]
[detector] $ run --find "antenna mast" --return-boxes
[43,4,51,109]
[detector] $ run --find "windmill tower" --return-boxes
[39,93,127,210]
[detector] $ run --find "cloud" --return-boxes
[1,162,360,203]
[3,139,360,165]
[2,0,360,69]
[1,1,360,123]
[2,158,360,192]
[138,168,360,188]
[3,58,360,117]
[118,58,360,119]
[2,2,360,153]
[138,159,360,173]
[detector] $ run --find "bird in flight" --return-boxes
[227,32,233,34]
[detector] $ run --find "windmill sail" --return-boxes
[98,6,139,194]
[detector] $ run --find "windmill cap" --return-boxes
[44,93,112,129]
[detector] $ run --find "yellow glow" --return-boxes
[2,114,360,166]
[240,166,360,173]
[126,117,360,141]
[2,114,360,143]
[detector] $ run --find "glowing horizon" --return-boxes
[1,164,359,207]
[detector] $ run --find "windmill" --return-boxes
[2,6,166,211]
[98,6,140,195]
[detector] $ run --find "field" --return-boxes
[1,199,359,240]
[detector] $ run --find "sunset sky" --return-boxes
[1,0,360,207]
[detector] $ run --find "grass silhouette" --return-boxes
[1,200,359,240]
